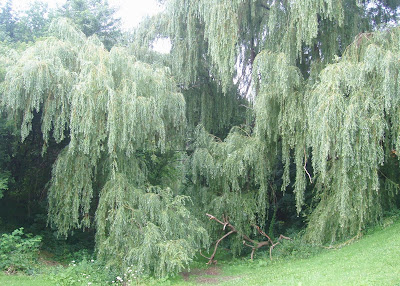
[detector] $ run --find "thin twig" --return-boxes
[304,148,312,183]
[278,234,292,241]
[269,242,279,260]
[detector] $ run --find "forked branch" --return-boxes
[203,214,291,264]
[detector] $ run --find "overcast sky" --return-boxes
[14,0,164,30]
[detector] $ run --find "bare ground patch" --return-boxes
[38,250,63,267]
[181,266,240,284]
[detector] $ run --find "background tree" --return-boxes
[17,1,52,42]
[0,0,17,42]
[0,0,53,43]
[58,0,122,49]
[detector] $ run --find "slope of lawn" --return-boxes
[168,217,400,285]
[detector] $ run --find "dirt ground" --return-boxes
[181,266,239,284]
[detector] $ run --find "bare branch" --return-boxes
[206,213,225,225]
[251,248,256,260]
[254,225,274,245]
[243,241,254,248]
[206,230,235,265]
[204,214,291,263]
[304,149,313,183]
[278,234,292,241]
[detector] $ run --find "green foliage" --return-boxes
[0,0,16,42]
[0,176,8,199]
[0,118,12,200]
[304,28,400,244]
[58,0,122,50]
[189,125,275,254]
[163,0,400,247]
[0,228,41,273]
[0,39,19,79]
[96,178,209,277]
[269,236,321,260]
[184,84,247,138]
[0,0,53,43]
[0,0,121,46]
[50,258,116,286]
[0,109,16,203]
[1,18,207,277]
[253,50,306,206]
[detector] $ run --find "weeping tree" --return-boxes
[0,18,209,276]
[160,0,400,247]
[1,0,400,279]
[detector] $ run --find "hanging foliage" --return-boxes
[304,28,400,244]
[184,83,247,139]
[188,125,276,254]
[0,18,208,276]
[165,0,400,247]
[96,175,208,277]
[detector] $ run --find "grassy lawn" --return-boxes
[1,218,399,285]
[168,218,400,285]
[0,273,53,286]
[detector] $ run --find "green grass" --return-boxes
[0,273,53,286]
[1,218,400,285]
[168,218,400,285]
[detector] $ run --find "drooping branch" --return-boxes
[204,214,291,264]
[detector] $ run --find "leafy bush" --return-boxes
[50,257,147,286]
[51,259,108,286]
[270,236,322,260]
[0,227,42,273]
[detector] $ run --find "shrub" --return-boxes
[51,259,108,286]
[269,235,322,260]
[50,257,147,286]
[0,227,42,274]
